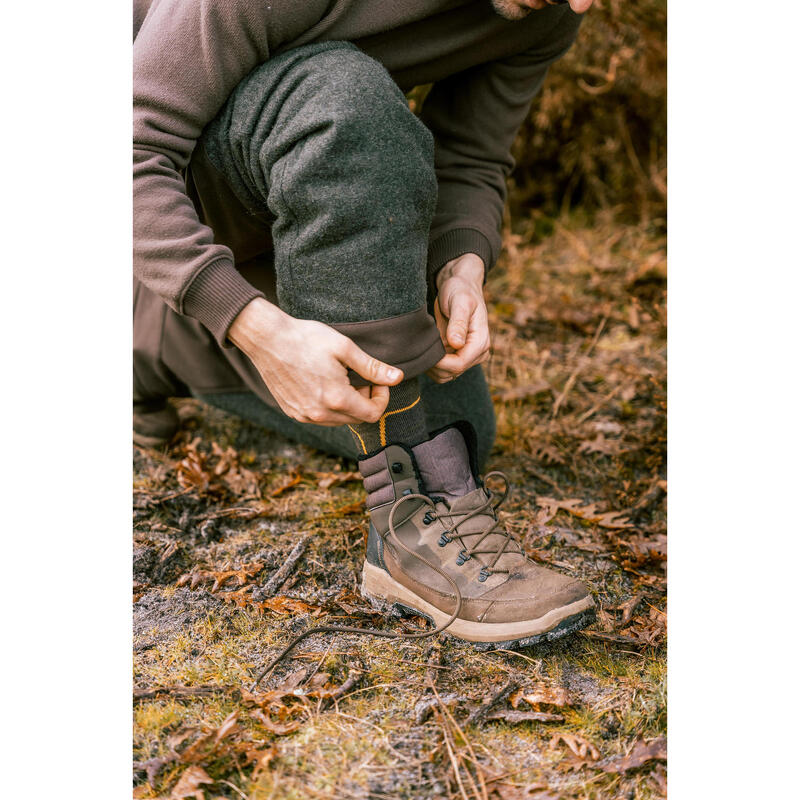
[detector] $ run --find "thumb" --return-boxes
[341,340,404,386]
[446,295,473,350]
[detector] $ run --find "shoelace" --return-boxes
[430,471,524,581]
[249,472,521,691]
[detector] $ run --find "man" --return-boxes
[133,0,596,649]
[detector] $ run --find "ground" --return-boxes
[133,211,667,800]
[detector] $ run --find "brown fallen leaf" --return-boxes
[536,497,634,529]
[170,765,214,799]
[511,685,572,709]
[176,562,265,593]
[330,501,364,516]
[314,470,360,489]
[578,433,625,457]
[602,736,666,772]
[134,754,176,787]
[178,711,239,764]
[243,744,278,779]
[550,732,600,761]
[270,469,304,497]
[612,593,646,626]
[250,709,303,735]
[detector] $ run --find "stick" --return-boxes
[133,684,236,701]
[252,535,309,601]
[464,679,520,727]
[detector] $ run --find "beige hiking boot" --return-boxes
[357,423,595,649]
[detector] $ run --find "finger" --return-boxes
[445,295,475,350]
[330,382,391,423]
[434,333,489,377]
[340,340,403,386]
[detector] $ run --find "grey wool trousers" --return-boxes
[136,41,496,467]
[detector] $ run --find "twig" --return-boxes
[252,535,309,601]
[133,684,237,701]
[576,385,622,424]
[465,679,520,727]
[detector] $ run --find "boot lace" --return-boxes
[249,471,520,690]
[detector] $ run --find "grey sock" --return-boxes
[348,377,428,455]
[412,426,477,502]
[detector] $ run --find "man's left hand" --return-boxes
[427,253,490,383]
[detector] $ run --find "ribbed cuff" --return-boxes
[426,228,493,307]
[182,258,265,348]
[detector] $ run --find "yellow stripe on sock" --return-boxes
[348,424,368,454]
[379,395,421,447]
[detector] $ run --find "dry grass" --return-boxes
[133,211,666,800]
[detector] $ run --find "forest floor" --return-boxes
[133,210,667,800]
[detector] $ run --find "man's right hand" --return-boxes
[228,298,403,426]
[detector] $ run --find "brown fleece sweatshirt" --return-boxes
[133,0,581,343]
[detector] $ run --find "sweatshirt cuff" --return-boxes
[427,228,493,300]
[182,258,265,348]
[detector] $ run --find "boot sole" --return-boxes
[361,561,595,650]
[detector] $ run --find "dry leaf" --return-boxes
[314,470,360,489]
[550,732,600,761]
[270,470,303,497]
[511,685,572,709]
[243,745,278,779]
[178,712,239,764]
[602,737,666,772]
[578,433,624,456]
[170,765,213,799]
[250,709,303,735]
[536,497,634,529]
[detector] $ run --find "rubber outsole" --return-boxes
[361,560,595,650]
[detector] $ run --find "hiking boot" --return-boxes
[133,399,179,447]
[357,422,595,649]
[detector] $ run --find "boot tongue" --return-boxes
[412,427,477,502]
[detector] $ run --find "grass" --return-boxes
[133,210,666,799]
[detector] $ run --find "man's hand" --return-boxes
[229,298,403,425]
[427,253,491,384]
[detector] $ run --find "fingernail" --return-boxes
[387,368,400,381]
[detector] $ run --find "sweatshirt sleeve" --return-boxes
[133,0,299,345]
[419,13,582,294]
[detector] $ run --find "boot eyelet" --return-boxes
[478,567,490,582]
[422,511,435,525]
[391,462,403,474]
[455,550,471,566]
[437,532,451,547]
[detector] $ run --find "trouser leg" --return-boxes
[200,41,443,376]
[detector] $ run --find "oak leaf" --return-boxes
[170,765,214,799]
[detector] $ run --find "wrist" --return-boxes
[228,297,289,354]
[436,253,485,292]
